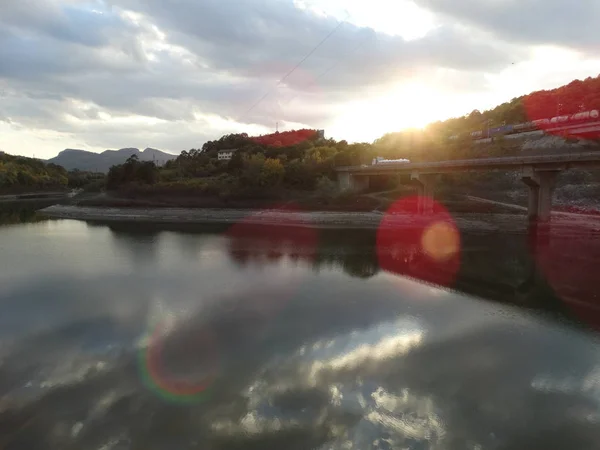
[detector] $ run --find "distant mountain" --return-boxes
[47,147,177,173]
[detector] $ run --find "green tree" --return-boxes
[241,154,265,187]
[228,151,244,172]
[315,176,337,198]
[284,160,316,189]
[106,155,158,190]
[259,158,284,187]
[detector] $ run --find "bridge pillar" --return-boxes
[411,172,437,214]
[337,172,352,191]
[521,168,560,223]
[337,172,370,192]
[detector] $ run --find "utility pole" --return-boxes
[276,121,279,133]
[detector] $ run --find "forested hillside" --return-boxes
[100,129,383,208]
[376,74,600,159]
[441,74,600,136]
[0,152,69,193]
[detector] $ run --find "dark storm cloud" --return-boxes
[415,0,600,53]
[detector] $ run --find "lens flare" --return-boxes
[138,319,218,404]
[377,196,461,287]
[528,222,600,329]
[421,221,460,263]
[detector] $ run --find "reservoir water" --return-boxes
[1,203,600,449]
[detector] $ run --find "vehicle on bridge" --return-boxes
[372,156,411,165]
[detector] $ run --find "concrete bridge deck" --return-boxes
[335,150,600,223]
[336,151,600,175]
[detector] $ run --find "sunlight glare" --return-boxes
[329,83,453,142]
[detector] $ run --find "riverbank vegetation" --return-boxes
[0,151,105,194]
[0,152,69,193]
[102,131,379,206]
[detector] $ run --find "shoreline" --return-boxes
[39,203,600,235]
[0,191,73,203]
[40,204,386,229]
[40,204,537,233]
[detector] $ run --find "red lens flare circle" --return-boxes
[376,196,461,287]
[529,223,600,329]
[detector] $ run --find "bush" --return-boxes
[116,176,238,198]
[284,160,316,189]
[82,180,105,193]
[316,176,337,198]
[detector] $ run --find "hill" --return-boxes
[375,74,600,160]
[0,152,68,193]
[47,147,177,173]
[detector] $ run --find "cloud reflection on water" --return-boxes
[1,219,600,448]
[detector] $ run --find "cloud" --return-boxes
[415,0,600,54]
[0,0,135,47]
[111,0,519,91]
[0,0,594,157]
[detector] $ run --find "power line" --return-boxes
[239,15,348,122]
[271,33,374,128]
[313,34,373,84]
[276,16,348,87]
[279,32,375,110]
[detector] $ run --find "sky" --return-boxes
[1,0,599,158]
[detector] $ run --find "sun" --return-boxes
[329,82,454,142]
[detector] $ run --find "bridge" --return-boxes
[336,151,600,222]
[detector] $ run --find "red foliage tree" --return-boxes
[250,129,318,147]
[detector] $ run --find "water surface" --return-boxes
[1,207,600,449]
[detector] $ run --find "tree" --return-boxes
[241,154,266,187]
[315,176,337,198]
[106,156,158,190]
[137,161,159,184]
[284,160,316,189]
[259,158,284,187]
[228,151,244,172]
[0,152,68,192]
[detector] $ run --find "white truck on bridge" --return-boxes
[372,157,411,165]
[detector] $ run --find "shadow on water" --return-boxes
[105,223,163,266]
[0,200,58,226]
[225,224,380,280]
[78,217,600,331]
